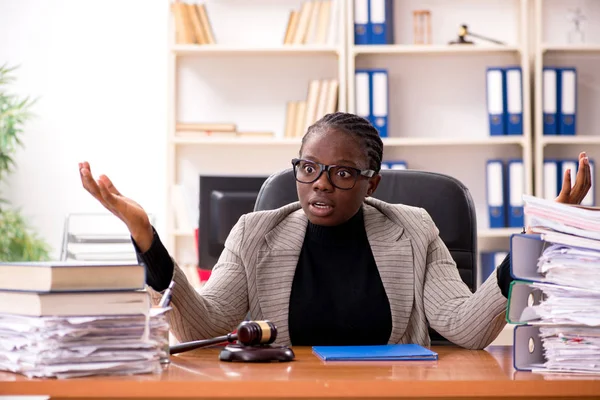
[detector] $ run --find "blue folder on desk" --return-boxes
[312,344,438,361]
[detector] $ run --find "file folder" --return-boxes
[369,0,394,45]
[542,67,558,135]
[355,70,371,124]
[508,233,546,283]
[486,160,506,228]
[543,159,560,200]
[505,67,523,135]
[312,344,438,361]
[486,67,506,136]
[513,324,546,371]
[559,67,577,135]
[582,158,595,206]
[480,251,508,288]
[507,159,525,228]
[561,159,578,190]
[389,161,407,170]
[354,0,370,45]
[371,69,389,138]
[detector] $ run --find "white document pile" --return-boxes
[523,195,600,374]
[537,326,600,374]
[0,308,170,379]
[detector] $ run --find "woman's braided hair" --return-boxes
[300,112,384,173]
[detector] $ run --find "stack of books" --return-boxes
[0,260,169,378]
[284,78,339,138]
[507,194,600,374]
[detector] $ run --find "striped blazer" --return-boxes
[149,197,508,349]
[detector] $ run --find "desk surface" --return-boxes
[1,346,599,399]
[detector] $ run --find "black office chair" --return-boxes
[254,167,478,345]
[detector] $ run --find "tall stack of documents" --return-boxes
[508,195,600,374]
[0,260,168,378]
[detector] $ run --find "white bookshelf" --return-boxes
[166,0,560,285]
[533,0,600,200]
[166,0,347,270]
[346,0,532,258]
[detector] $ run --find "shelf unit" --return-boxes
[533,0,600,200]
[346,0,533,254]
[166,0,600,282]
[166,0,348,267]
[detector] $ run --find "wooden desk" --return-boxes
[0,346,598,399]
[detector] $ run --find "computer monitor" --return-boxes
[198,175,269,270]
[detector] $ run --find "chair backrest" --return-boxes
[254,168,478,290]
[254,168,478,345]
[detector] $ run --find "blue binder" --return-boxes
[543,159,560,200]
[507,159,524,228]
[504,67,523,135]
[559,67,577,135]
[355,69,371,125]
[312,344,438,361]
[486,67,506,136]
[582,158,595,206]
[480,251,508,287]
[560,158,578,192]
[486,159,505,228]
[369,0,394,45]
[389,161,407,170]
[542,67,559,135]
[354,0,370,45]
[370,69,389,138]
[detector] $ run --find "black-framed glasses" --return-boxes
[291,158,376,190]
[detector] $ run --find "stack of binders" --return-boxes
[0,260,169,378]
[486,159,526,229]
[486,67,524,136]
[355,69,388,138]
[354,0,394,45]
[507,195,600,374]
[543,67,577,135]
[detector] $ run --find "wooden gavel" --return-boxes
[169,320,277,355]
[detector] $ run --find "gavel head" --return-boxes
[236,320,277,346]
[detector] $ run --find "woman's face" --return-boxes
[296,129,381,226]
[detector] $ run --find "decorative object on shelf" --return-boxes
[567,7,586,44]
[448,24,505,45]
[412,10,431,44]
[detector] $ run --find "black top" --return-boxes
[288,208,393,346]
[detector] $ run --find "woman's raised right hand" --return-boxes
[79,161,154,252]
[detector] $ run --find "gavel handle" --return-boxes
[468,32,506,45]
[169,333,238,355]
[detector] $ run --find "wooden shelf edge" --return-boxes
[382,137,527,146]
[171,44,340,56]
[353,44,521,55]
[541,136,600,146]
[542,43,600,53]
[169,137,526,146]
[478,228,522,238]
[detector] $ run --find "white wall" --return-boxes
[0,0,169,259]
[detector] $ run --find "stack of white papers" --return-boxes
[0,308,169,379]
[523,195,600,374]
[537,326,600,374]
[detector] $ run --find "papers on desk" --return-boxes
[537,326,600,374]
[510,195,600,374]
[0,309,169,379]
